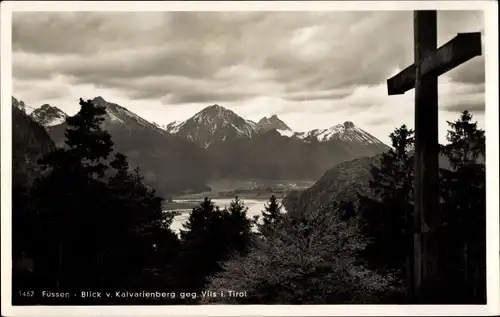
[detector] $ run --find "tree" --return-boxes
[358,125,415,295]
[30,98,114,291]
[224,197,253,254]
[179,197,217,241]
[106,153,180,291]
[438,111,486,303]
[441,111,485,170]
[258,195,283,236]
[41,98,114,178]
[172,197,253,301]
[202,203,402,304]
[358,114,486,304]
[22,98,179,302]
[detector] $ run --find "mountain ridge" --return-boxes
[18,96,392,196]
[292,121,386,146]
[165,104,390,150]
[164,104,260,148]
[12,97,56,188]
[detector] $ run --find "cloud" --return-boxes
[13,78,72,103]
[161,90,256,105]
[282,87,355,102]
[13,11,485,107]
[363,115,394,126]
[441,94,485,113]
[438,78,485,113]
[12,12,169,54]
[12,10,486,145]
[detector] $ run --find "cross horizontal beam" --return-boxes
[387,32,482,95]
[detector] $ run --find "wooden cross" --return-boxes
[386,10,482,302]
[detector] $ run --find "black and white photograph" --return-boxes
[1,1,499,316]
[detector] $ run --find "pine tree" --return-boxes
[442,110,485,169]
[179,197,217,241]
[258,195,283,236]
[439,111,486,303]
[173,197,220,296]
[359,125,415,293]
[107,153,180,292]
[225,197,253,253]
[173,197,253,300]
[46,98,114,178]
[31,98,114,291]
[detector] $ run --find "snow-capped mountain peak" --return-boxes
[12,97,36,115]
[191,104,241,126]
[294,121,385,145]
[30,104,68,127]
[165,104,260,147]
[91,96,162,131]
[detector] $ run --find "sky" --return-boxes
[12,10,485,144]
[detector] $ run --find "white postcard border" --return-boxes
[1,1,498,316]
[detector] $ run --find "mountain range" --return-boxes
[12,97,55,190]
[12,96,390,197]
[162,104,387,152]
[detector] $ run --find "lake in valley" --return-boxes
[168,198,285,234]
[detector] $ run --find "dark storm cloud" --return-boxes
[13,10,485,105]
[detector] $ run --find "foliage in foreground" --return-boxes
[202,203,402,304]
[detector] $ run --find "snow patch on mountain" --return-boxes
[277,129,295,137]
[30,104,68,127]
[91,97,163,132]
[165,104,260,146]
[12,97,36,115]
[47,116,66,126]
[294,121,384,145]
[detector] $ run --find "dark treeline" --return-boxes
[12,99,486,305]
[357,112,486,304]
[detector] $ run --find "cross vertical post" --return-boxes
[387,10,481,302]
[413,10,439,302]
